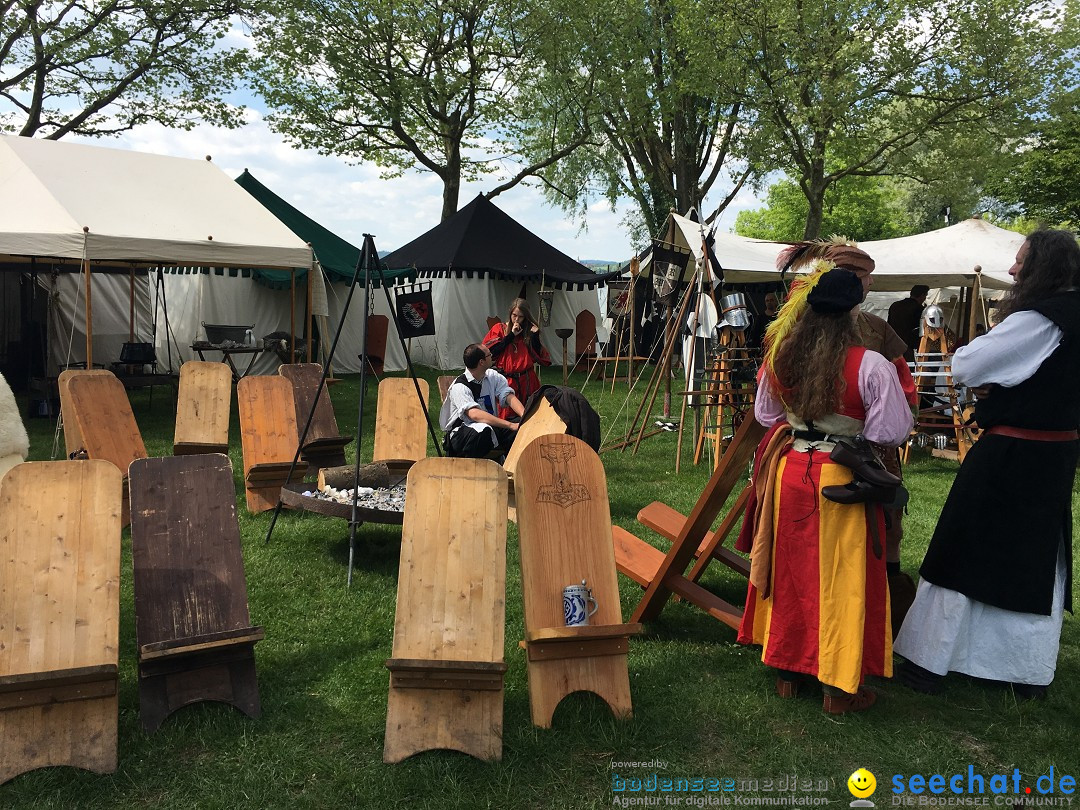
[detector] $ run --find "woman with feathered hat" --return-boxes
[736,243,912,714]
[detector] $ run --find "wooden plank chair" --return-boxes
[384,457,508,762]
[514,434,642,728]
[173,361,232,456]
[58,368,112,458]
[278,363,353,472]
[0,460,122,784]
[503,396,567,480]
[575,310,598,362]
[129,455,264,733]
[362,314,389,378]
[372,377,430,463]
[436,374,457,403]
[236,376,308,513]
[612,415,765,630]
[68,372,148,527]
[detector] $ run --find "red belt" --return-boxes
[985,425,1079,442]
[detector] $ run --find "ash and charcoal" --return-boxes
[303,482,407,513]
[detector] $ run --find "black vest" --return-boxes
[973,291,1080,431]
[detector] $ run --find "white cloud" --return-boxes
[72,112,762,261]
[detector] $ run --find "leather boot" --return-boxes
[829,440,902,487]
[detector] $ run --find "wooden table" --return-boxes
[191,342,264,382]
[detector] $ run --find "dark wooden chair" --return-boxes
[362,314,389,377]
[0,460,123,783]
[128,454,264,733]
[278,363,353,473]
[575,309,598,361]
[384,457,508,762]
[515,434,641,728]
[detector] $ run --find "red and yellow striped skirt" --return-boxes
[737,450,891,694]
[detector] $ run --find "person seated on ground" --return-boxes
[0,371,30,480]
[483,298,552,418]
[440,343,525,459]
[895,229,1080,701]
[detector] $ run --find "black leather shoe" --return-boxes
[829,440,902,488]
[822,480,898,504]
[897,660,944,695]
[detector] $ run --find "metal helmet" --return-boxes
[923,304,944,329]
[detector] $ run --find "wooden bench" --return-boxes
[612,415,764,631]
[129,454,264,733]
[515,434,641,727]
[0,460,122,783]
[372,377,430,463]
[279,363,353,473]
[384,457,508,762]
[236,376,308,513]
[174,361,232,456]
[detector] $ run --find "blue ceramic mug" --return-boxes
[563,580,599,627]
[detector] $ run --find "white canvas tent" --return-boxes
[0,134,314,370]
[639,211,1022,291]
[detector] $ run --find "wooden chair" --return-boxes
[363,314,389,377]
[384,457,508,762]
[612,415,765,630]
[372,377,430,463]
[236,376,308,513]
[58,368,112,458]
[436,374,457,403]
[575,310,598,360]
[514,434,641,728]
[0,460,122,783]
[503,396,567,480]
[67,372,148,526]
[486,315,501,330]
[278,363,353,472]
[129,454,264,733]
[173,361,232,456]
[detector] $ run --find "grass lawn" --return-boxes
[7,365,1080,809]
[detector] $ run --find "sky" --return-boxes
[70,107,764,265]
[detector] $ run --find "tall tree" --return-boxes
[703,0,1076,238]
[988,87,1080,225]
[522,0,765,244]
[1,0,249,138]
[248,0,591,221]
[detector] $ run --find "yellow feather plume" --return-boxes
[763,259,834,374]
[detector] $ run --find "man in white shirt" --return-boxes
[439,343,525,459]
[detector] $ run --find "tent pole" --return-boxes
[290,271,296,362]
[129,267,135,343]
[83,246,93,366]
[966,268,982,345]
[306,257,314,362]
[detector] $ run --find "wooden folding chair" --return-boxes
[384,457,508,762]
[372,377,430,463]
[173,361,232,456]
[236,376,308,513]
[278,363,353,472]
[68,372,148,526]
[612,415,765,630]
[129,455,264,733]
[0,460,122,783]
[575,310,598,361]
[58,368,112,458]
[503,396,567,479]
[436,374,457,403]
[514,434,641,728]
[363,314,389,377]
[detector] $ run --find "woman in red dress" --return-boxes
[482,298,552,418]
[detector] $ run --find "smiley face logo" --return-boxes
[848,768,877,799]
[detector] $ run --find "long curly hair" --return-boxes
[770,309,859,422]
[507,298,538,331]
[998,229,1080,320]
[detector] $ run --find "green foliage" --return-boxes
[0,0,249,138]
[7,368,1080,808]
[988,87,1080,226]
